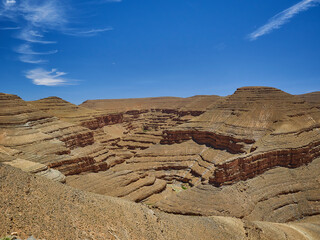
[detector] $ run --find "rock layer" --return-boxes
[1,87,320,228]
[212,139,320,186]
[1,163,320,240]
[155,157,320,222]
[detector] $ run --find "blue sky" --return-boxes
[1,0,320,104]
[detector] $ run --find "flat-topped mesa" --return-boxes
[80,97,187,112]
[164,86,319,140]
[233,86,288,96]
[160,87,320,185]
[80,95,222,113]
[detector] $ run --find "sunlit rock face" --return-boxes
[1,87,320,224]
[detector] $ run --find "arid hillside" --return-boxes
[299,91,320,106]
[1,87,320,239]
[1,164,320,240]
[80,95,222,113]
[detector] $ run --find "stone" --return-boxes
[1,87,320,239]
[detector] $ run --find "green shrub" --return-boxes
[181,184,187,190]
[0,237,13,240]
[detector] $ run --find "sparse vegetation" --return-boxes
[181,184,188,190]
[142,125,149,132]
[0,237,14,240]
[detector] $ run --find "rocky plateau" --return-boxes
[1,86,320,239]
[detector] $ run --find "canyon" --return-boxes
[1,87,320,239]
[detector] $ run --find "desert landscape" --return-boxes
[1,0,320,239]
[1,86,320,239]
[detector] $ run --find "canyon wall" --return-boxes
[161,130,254,153]
[211,139,320,186]
[1,87,320,224]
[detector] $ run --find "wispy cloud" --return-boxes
[96,0,122,4]
[0,0,65,65]
[19,55,46,64]
[248,0,320,41]
[17,27,57,44]
[5,0,16,5]
[64,27,113,37]
[15,43,58,55]
[25,68,71,86]
[1,0,119,85]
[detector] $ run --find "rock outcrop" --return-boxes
[211,139,320,186]
[159,87,320,186]
[4,158,66,183]
[155,157,320,222]
[1,86,320,229]
[161,130,255,153]
[1,163,320,240]
[0,93,116,178]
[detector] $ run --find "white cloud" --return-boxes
[65,27,113,37]
[18,27,56,44]
[15,43,58,55]
[19,55,46,64]
[25,68,69,86]
[94,0,122,3]
[5,0,16,5]
[248,0,320,41]
[0,0,115,86]
[19,0,67,29]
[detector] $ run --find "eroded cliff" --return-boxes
[1,87,320,227]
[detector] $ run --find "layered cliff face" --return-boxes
[2,164,320,240]
[148,87,320,221]
[155,157,320,222]
[0,93,211,190]
[0,94,122,180]
[1,87,320,231]
[160,87,320,185]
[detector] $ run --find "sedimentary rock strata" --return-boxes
[2,163,320,240]
[155,157,320,222]
[159,87,320,187]
[0,93,115,179]
[1,86,320,232]
[161,130,255,153]
[211,139,320,186]
[4,158,66,183]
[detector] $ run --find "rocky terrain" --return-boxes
[1,164,320,240]
[1,87,320,239]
